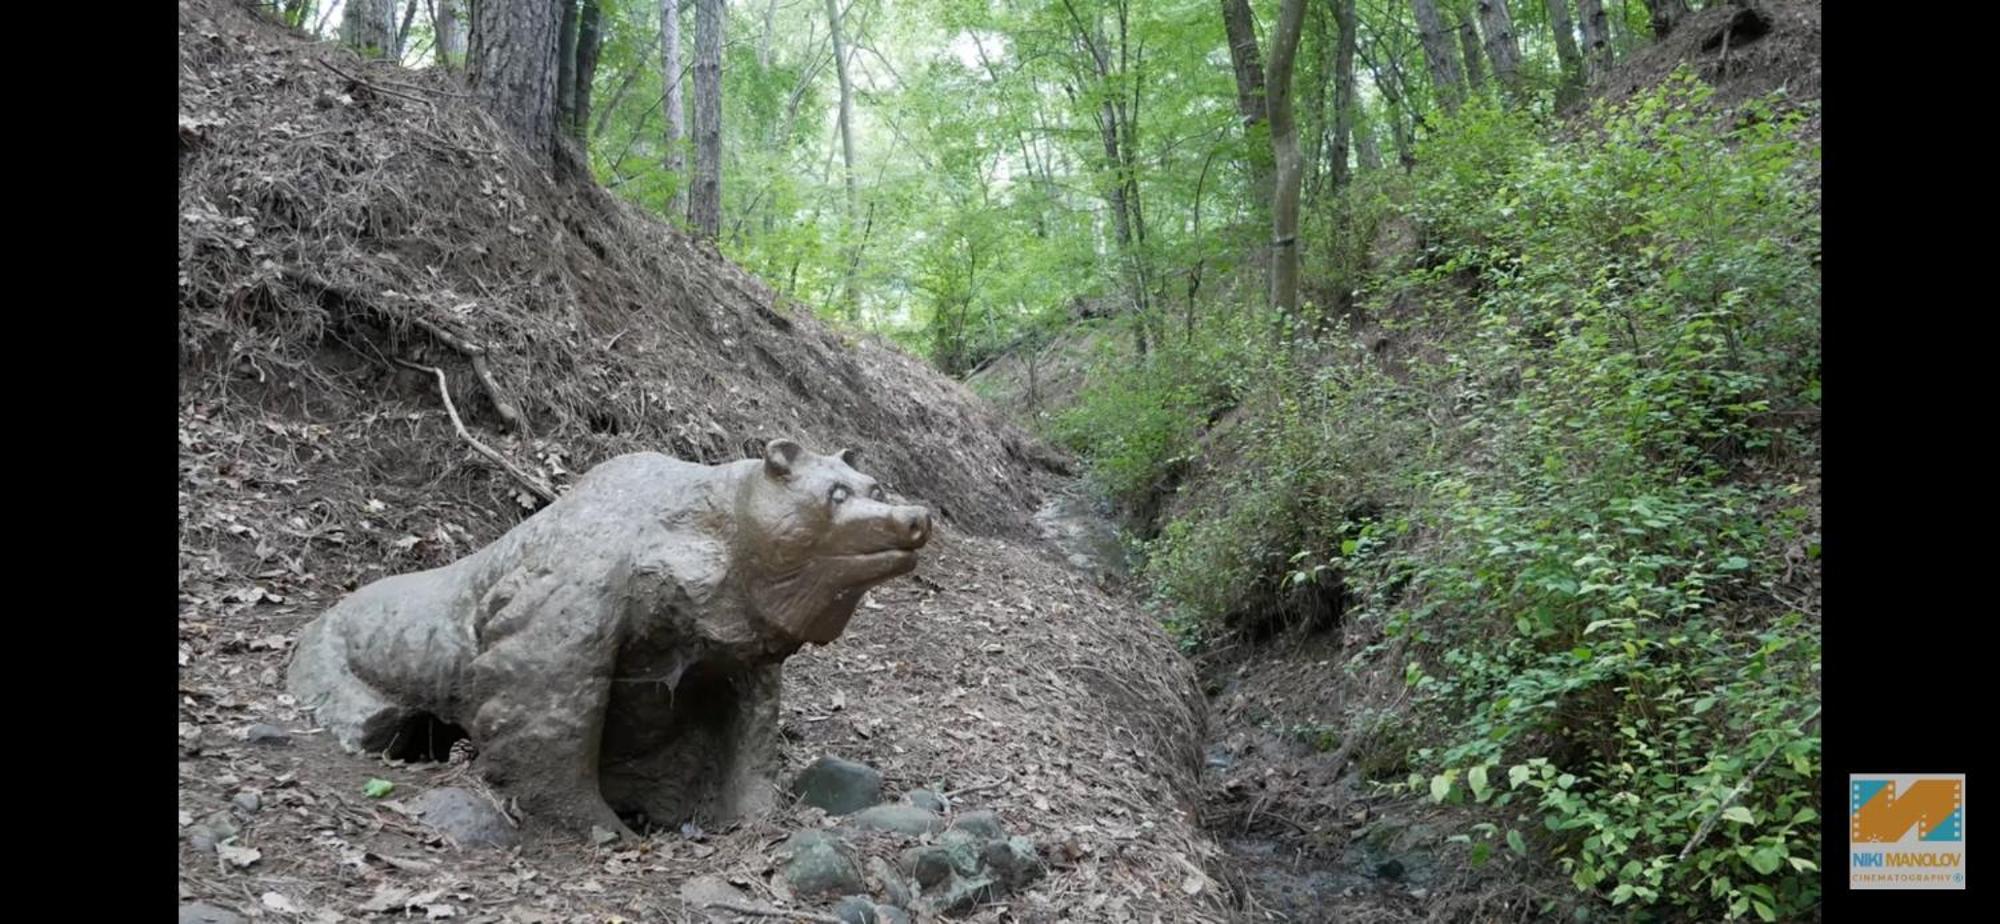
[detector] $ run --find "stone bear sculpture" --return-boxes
[286,439,932,840]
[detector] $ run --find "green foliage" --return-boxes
[1066,69,1821,920]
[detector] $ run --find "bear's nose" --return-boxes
[899,508,931,547]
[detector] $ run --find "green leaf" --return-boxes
[1746,847,1785,875]
[1430,773,1454,803]
[1469,765,1491,800]
[1790,808,1818,825]
[1341,539,1360,556]
[1786,857,1818,873]
[1609,883,1634,905]
[363,778,395,799]
[1509,765,1533,788]
[1752,901,1776,922]
[1471,842,1492,866]
[1722,806,1756,825]
[1508,829,1527,856]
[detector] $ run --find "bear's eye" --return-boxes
[869,485,885,502]
[829,485,851,505]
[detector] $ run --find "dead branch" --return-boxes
[398,360,554,505]
[700,901,846,923]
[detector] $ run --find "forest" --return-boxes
[181,0,1823,921]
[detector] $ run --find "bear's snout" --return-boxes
[895,507,932,548]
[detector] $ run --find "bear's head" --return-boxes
[735,439,932,644]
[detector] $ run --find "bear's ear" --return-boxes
[837,447,862,470]
[764,439,806,478]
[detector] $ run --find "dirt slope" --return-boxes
[177,2,1219,920]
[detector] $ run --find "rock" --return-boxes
[930,874,997,914]
[411,787,518,848]
[783,831,865,896]
[875,906,911,924]
[983,836,1045,888]
[948,809,1005,840]
[936,829,985,875]
[793,757,883,815]
[847,804,945,836]
[899,845,954,888]
[188,810,239,850]
[187,829,217,853]
[866,857,913,909]
[179,903,245,924]
[1374,858,1406,881]
[833,895,877,924]
[231,791,261,813]
[590,825,620,846]
[904,789,947,814]
[244,724,291,745]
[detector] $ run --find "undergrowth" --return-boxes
[1057,69,1822,921]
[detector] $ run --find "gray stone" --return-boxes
[875,907,911,924]
[187,829,217,853]
[866,857,913,909]
[793,756,884,816]
[411,786,518,848]
[983,835,1045,888]
[783,831,865,896]
[179,903,245,924]
[286,443,931,838]
[833,895,877,924]
[847,803,944,836]
[903,789,946,814]
[948,809,1005,839]
[899,845,954,888]
[245,724,291,745]
[931,874,997,914]
[231,791,261,813]
[937,829,985,875]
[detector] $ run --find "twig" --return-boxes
[944,772,1014,799]
[407,316,532,437]
[700,901,845,923]
[315,58,438,113]
[397,361,555,504]
[1677,706,1823,862]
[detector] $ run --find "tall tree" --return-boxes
[1476,0,1522,97]
[393,0,421,59]
[1641,0,1690,39]
[573,0,604,142]
[1353,104,1383,172]
[469,0,566,169]
[434,0,467,69]
[1457,13,1486,92]
[1576,0,1613,76]
[662,0,687,217]
[1266,0,1307,327]
[690,0,724,237]
[826,0,862,320]
[1545,0,1586,103]
[341,0,394,58]
[557,2,580,135]
[1328,0,1359,191]
[1409,0,1463,114]
[1220,0,1273,206]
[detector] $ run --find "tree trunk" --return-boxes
[1476,1,1523,98]
[1545,0,1586,102]
[1457,14,1486,92]
[1220,0,1273,208]
[574,0,603,143]
[1641,0,1690,39]
[393,0,421,60]
[341,0,394,58]
[1328,0,1358,191]
[826,0,861,321]
[469,0,567,170]
[760,0,781,70]
[557,1,580,136]
[1576,0,1613,76]
[1354,105,1383,172]
[662,0,687,217]
[1409,0,1463,114]
[1266,0,1307,329]
[435,0,466,70]
[690,0,724,238]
